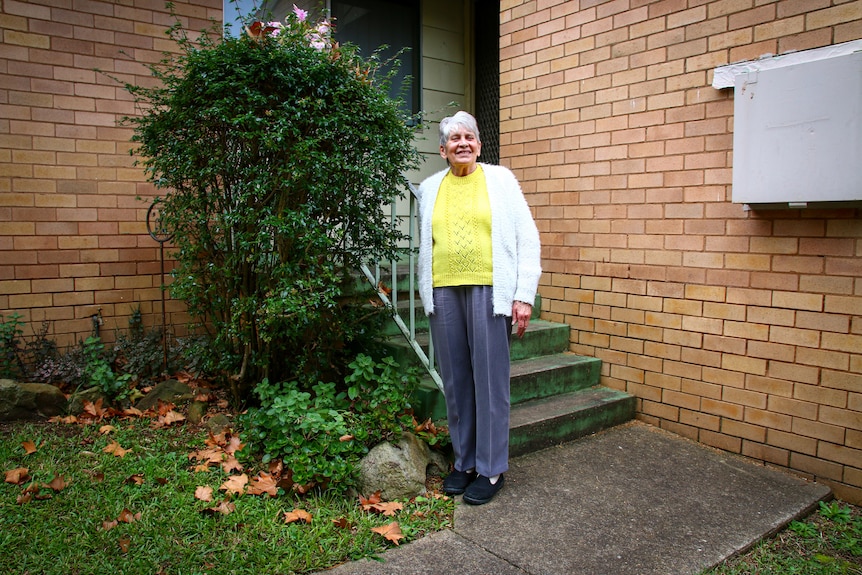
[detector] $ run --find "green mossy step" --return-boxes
[382,319,570,368]
[410,352,603,423]
[508,387,637,457]
[510,353,601,404]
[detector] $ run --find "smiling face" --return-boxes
[440,125,481,175]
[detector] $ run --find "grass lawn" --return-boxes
[3,408,860,575]
[0,411,454,575]
[703,499,862,575]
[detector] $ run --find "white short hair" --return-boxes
[438,111,480,147]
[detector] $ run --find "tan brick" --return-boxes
[796,347,850,371]
[822,332,862,354]
[702,397,744,419]
[767,395,818,421]
[794,383,847,409]
[793,418,846,444]
[680,408,721,431]
[724,386,768,409]
[820,406,862,432]
[807,2,862,29]
[641,398,680,421]
[8,293,53,308]
[819,441,862,469]
[746,407,792,432]
[742,440,790,467]
[700,429,742,453]
[722,354,768,376]
[664,389,702,410]
[768,428,818,458]
[791,452,844,481]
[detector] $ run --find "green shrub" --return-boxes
[82,336,134,401]
[241,354,420,492]
[0,312,25,379]
[120,7,422,402]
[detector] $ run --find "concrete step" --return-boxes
[510,353,601,404]
[378,292,543,337]
[411,352,603,422]
[509,387,637,458]
[383,319,571,368]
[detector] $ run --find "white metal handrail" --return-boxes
[360,182,444,394]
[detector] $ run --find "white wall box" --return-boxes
[717,44,862,208]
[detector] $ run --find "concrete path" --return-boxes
[320,421,831,575]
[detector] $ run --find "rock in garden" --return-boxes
[0,379,68,420]
[357,432,447,500]
[135,379,193,411]
[206,413,232,435]
[67,386,107,415]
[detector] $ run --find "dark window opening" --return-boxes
[474,0,500,164]
[332,0,421,117]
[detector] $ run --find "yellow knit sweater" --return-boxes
[431,165,493,287]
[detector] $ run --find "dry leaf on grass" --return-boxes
[219,474,248,496]
[247,472,278,497]
[103,441,131,458]
[371,522,404,545]
[195,486,214,502]
[47,475,69,491]
[5,467,30,485]
[201,500,236,516]
[283,509,312,524]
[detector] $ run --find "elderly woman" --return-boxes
[417,111,542,505]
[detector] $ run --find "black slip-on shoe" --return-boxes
[442,469,477,495]
[462,474,505,505]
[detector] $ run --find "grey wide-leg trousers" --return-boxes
[428,286,511,478]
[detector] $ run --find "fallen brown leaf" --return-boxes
[283,509,312,524]
[247,472,278,497]
[220,455,243,474]
[117,508,141,523]
[5,467,29,485]
[371,521,404,545]
[219,474,248,496]
[125,474,144,486]
[118,536,131,553]
[201,500,235,516]
[332,517,353,530]
[47,475,69,491]
[369,501,403,517]
[48,415,78,424]
[21,440,37,455]
[155,410,185,427]
[122,407,143,418]
[195,486,214,502]
[359,491,382,510]
[103,441,131,458]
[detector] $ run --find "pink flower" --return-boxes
[246,21,282,39]
[292,4,308,22]
[266,21,282,36]
[316,21,331,36]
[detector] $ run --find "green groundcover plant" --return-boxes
[121,5,423,402]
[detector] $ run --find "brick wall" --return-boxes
[0,0,218,345]
[499,0,862,503]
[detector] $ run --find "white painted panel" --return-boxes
[423,26,465,64]
[731,50,862,206]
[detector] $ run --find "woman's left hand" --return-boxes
[512,300,533,338]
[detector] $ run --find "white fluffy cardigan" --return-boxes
[417,163,542,317]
